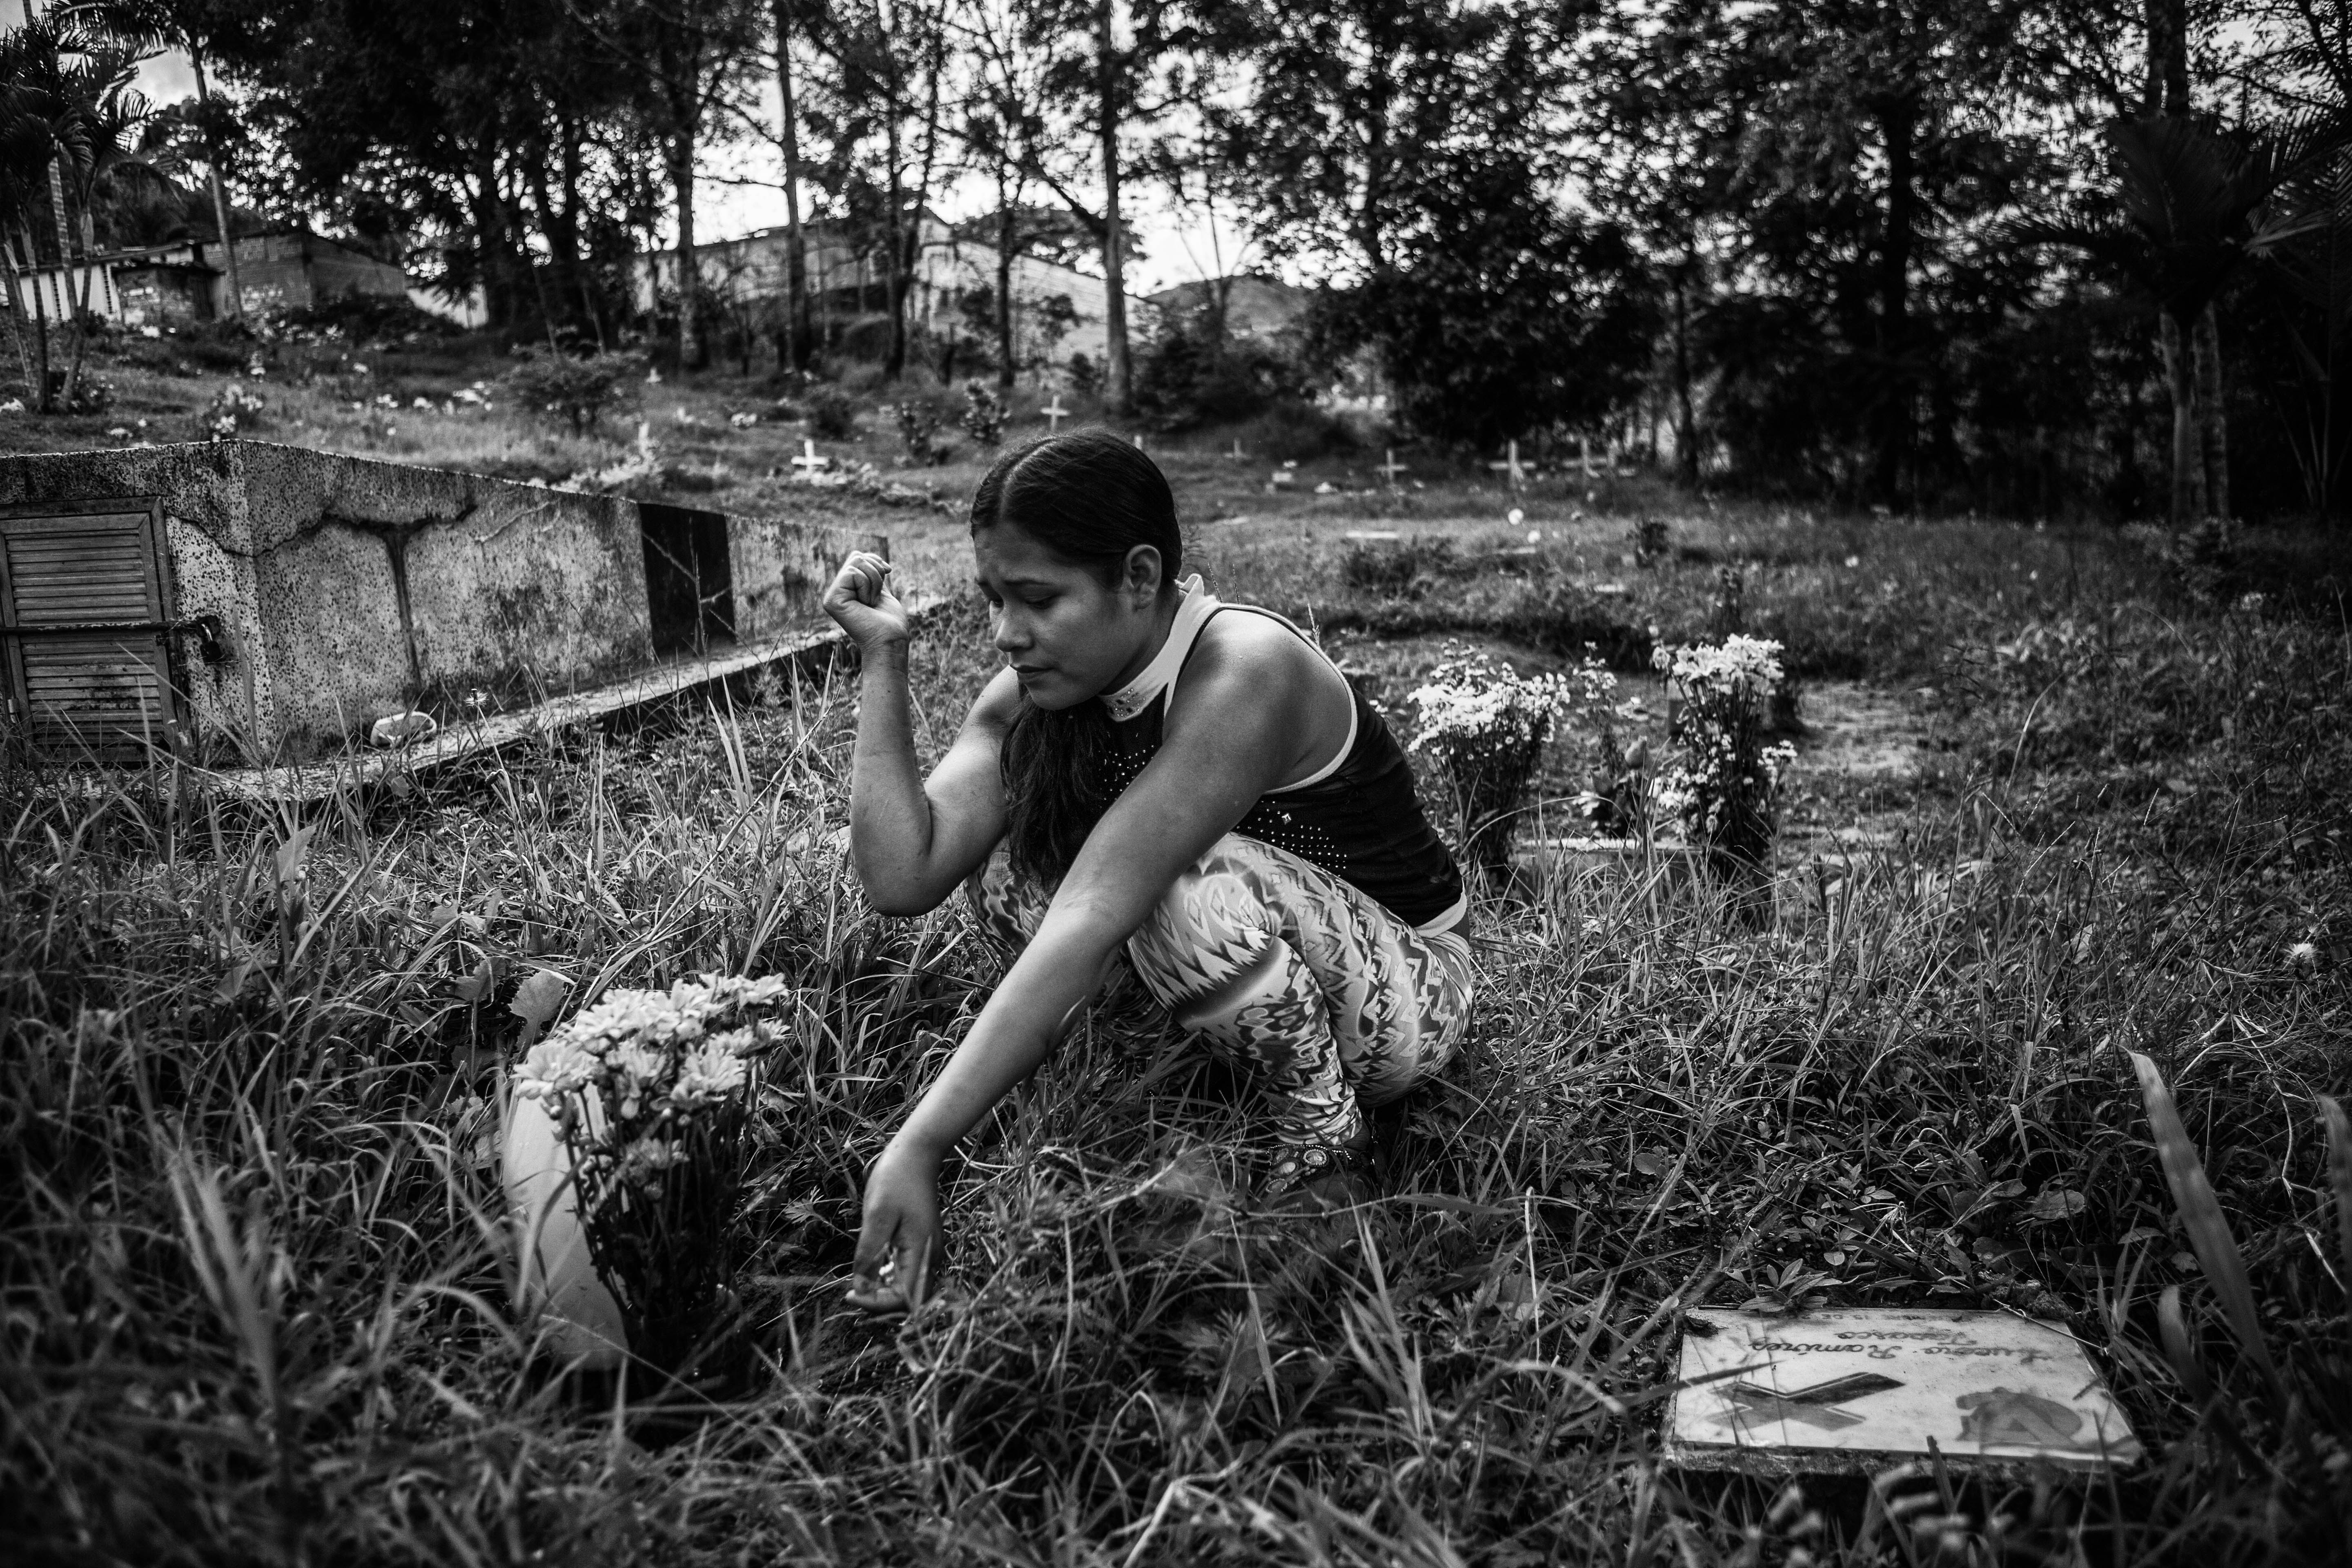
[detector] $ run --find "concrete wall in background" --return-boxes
[0,441,853,764]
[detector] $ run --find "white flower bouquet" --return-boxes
[1408,648,1569,884]
[1651,635,1798,885]
[513,972,798,1374]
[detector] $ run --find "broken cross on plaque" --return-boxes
[1666,1308,2140,1472]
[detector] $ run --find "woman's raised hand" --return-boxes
[847,1139,942,1314]
[823,550,911,650]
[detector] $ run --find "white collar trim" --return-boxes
[1100,575,1216,721]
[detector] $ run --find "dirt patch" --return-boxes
[1786,680,1929,782]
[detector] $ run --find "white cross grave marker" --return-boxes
[1133,432,1145,452]
[1377,449,1408,486]
[790,439,830,477]
[1042,396,1069,433]
[1488,439,1528,490]
[1228,439,1247,460]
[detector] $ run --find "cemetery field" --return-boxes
[6,428,2352,1559]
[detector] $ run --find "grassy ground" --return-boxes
[4,332,2352,1565]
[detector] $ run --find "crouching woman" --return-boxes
[827,429,1473,1312]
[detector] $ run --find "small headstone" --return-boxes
[1344,530,1401,542]
[1666,1308,2140,1472]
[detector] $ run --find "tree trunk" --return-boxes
[2160,311,2202,522]
[2145,0,2189,116]
[906,27,944,376]
[775,0,810,376]
[0,238,33,397]
[668,128,703,369]
[1873,91,1917,508]
[60,193,94,412]
[1097,0,1131,414]
[191,48,246,321]
[17,229,51,413]
[2194,300,2227,518]
[526,151,580,339]
[1673,264,1696,486]
[883,101,906,379]
[469,141,517,331]
[996,171,1017,389]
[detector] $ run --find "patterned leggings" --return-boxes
[969,834,1476,1183]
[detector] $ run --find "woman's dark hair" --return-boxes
[974,428,1182,886]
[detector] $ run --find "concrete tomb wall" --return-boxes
[0,441,843,764]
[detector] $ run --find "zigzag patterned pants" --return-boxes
[969,834,1476,1184]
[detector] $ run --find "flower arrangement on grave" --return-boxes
[1407,648,1568,885]
[1559,655,1652,836]
[512,973,799,1373]
[1651,635,1798,885]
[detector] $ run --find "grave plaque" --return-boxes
[1666,1308,2140,1473]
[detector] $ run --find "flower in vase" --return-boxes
[515,1035,604,1100]
[670,1038,751,1107]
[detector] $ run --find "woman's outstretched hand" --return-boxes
[823,550,911,651]
[847,1139,942,1314]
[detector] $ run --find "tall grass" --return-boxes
[3,528,2349,1564]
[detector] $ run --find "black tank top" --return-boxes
[1090,584,1467,931]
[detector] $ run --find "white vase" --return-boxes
[502,1085,628,1369]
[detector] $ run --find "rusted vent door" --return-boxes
[0,505,176,757]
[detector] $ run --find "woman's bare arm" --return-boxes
[850,621,1327,1308]
[825,551,1014,914]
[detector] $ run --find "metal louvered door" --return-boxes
[0,503,178,759]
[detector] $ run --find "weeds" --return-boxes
[2,523,2349,1564]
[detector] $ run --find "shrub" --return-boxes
[275,292,457,343]
[1341,536,1457,597]
[1134,308,1312,431]
[502,346,645,435]
[960,380,1005,446]
[895,395,946,464]
[805,385,858,439]
[200,382,266,441]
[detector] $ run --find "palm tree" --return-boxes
[0,21,74,411]
[2016,112,2352,524]
[2258,153,2352,518]
[51,40,167,410]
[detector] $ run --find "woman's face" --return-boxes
[973,522,1164,710]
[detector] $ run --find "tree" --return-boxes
[2018,111,2352,522]
[83,1,263,319]
[951,0,1053,389]
[0,16,161,410]
[772,0,811,373]
[1208,0,1543,285]
[1317,149,1656,449]
[608,0,765,369]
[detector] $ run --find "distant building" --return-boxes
[7,229,409,329]
[1146,274,1314,342]
[638,212,1158,379]
[207,231,410,318]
